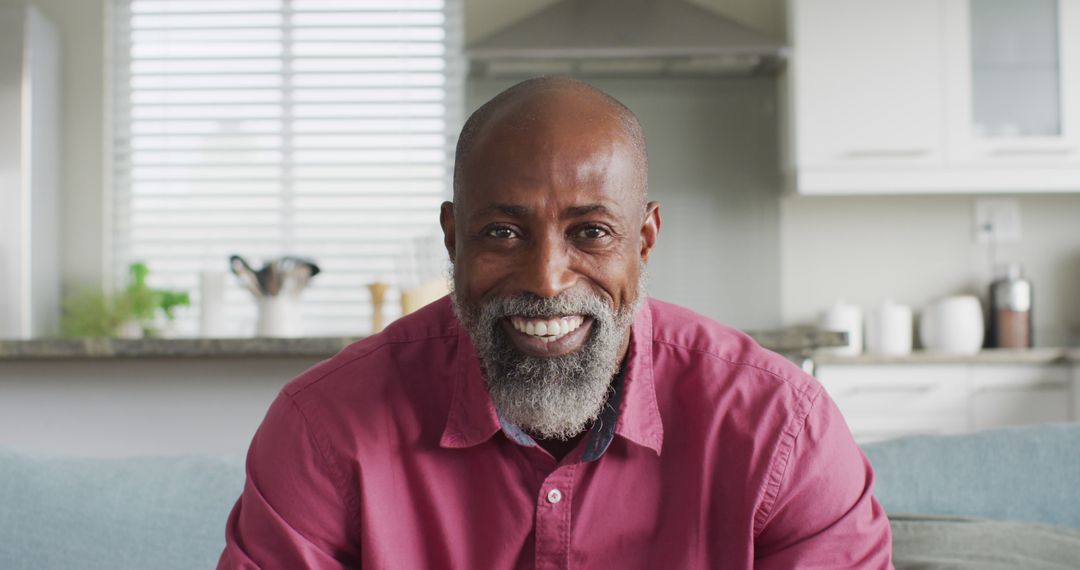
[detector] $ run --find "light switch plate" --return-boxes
[974,198,1022,244]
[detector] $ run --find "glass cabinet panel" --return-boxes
[970,0,1061,137]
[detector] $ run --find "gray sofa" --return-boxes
[2,423,1079,569]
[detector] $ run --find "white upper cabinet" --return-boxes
[787,0,1080,194]
[946,0,1080,171]
[789,0,947,170]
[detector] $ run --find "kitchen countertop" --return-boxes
[0,337,358,360]
[813,347,1080,366]
[0,328,848,360]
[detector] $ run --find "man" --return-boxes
[219,77,893,568]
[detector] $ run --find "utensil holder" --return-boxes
[256,296,301,337]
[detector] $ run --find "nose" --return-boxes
[520,231,577,299]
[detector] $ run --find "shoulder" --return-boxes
[645,298,821,403]
[643,300,845,534]
[280,296,462,413]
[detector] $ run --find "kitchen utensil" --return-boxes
[230,254,321,337]
[865,300,913,356]
[919,295,984,355]
[988,262,1033,348]
[818,301,863,356]
[280,256,320,296]
[229,255,262,297]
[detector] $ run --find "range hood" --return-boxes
[467,0,788,77]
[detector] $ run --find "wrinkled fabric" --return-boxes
[219,297,892,569]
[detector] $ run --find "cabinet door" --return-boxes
[816,364,968,442]
[791,0,947,171]
[945,0,1080,172]
[970,364,1071,429]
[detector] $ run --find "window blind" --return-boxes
[111,0,463,337]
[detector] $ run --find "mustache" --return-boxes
[475,290,612,322]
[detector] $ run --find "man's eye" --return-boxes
[486,226,517,239]
[577,225,609,239]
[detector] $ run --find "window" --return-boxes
[110,0,463,337]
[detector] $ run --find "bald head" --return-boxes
[453,77,648,204]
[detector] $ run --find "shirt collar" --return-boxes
[439,300,663,457]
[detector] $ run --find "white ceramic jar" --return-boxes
[919,295,984,355]
[819,301,863,356]
[866,300,913,356]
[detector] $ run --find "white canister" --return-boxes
[199,271,228,337]
[866,300,913,356]
[255,296,302,337]
[919,295,984,355]
[819,301,863,356]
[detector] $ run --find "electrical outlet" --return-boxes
[974,198,1022,244]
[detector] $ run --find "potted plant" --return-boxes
[61,262,191,338]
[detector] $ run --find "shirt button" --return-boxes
[546,488,562,504]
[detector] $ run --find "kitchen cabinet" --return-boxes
[816,361,1077,442]
[969,364,1071,429]
[945,0,1080,172]
[816,364,968,442]
[788,0,947,171]
[786,0,1080,194]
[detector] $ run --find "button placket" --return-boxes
[535,465,576,570]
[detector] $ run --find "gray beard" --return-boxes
[451,284,642,441]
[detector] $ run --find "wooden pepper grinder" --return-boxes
[367,282,390,334]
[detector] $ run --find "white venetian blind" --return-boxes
[111,0,463,337]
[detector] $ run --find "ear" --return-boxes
[639,201,660,263]
[440,201,456,262]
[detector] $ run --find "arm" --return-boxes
[753,391,893,569]
[218,391,361,569]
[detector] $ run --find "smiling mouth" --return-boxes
[509,315,585,342]
[501,314,594,357]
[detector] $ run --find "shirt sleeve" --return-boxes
[752,389,893,569]
[218,391,361,569]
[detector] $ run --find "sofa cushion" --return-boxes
[890,513,1080,570]
[0,449,243,570]
[863,423,1080,530]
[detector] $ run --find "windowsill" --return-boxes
[0,328,848,361]
[0,337,360,360]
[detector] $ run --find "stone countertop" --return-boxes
[0,328,848,361]
[0,337,359,360]
[812,347,1080,366]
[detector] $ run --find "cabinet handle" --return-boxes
[988,146,1075,156]
[842,149,932,159]
[846,384,936,395]
[973,381,1066,393]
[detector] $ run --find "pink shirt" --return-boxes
[219,297,892,569]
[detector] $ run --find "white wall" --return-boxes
[780,194,1080,346]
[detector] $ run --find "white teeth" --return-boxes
[510,315,585,341]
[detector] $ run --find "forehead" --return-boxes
[458,103,642,217]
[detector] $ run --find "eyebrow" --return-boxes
[471,203,614,220]
[473,204,529,218]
